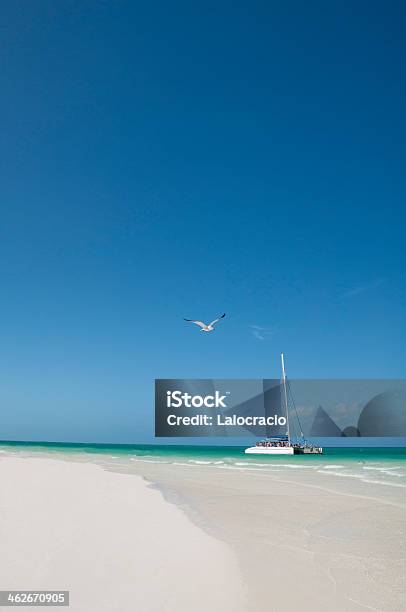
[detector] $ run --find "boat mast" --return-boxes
[281,353,291,445]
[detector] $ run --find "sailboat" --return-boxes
[244,354,323,455]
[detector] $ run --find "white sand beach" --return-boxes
[0,456,246,612]
[1,451,405,612]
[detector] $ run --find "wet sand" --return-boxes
[129,460,406,612]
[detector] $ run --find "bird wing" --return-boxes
[184,319,207,329]
[209,313,226,327]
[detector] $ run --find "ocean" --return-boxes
[1,442,406,490]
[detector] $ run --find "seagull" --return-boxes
[183,313,225,332]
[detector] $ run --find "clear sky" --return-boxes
[0,2,405,443]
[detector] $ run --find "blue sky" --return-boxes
[0,1,405,443]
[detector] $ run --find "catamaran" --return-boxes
[244,354,323,455]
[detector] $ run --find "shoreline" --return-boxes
[128,460,406,612]
[1,449,405,611]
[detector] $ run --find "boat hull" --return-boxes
[244,446,323,455]
[244,446,294,455]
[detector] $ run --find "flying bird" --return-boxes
[183,313,225,332]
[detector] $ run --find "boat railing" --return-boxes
[255,441,290,448]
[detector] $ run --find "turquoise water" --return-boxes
[1,442,406,489]
[0,442,406,463]
[1,441,406,463]
[0,441,405,464]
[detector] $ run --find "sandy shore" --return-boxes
[1,451,405,612]
[0,456,246,612]
[128,460,406,612]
